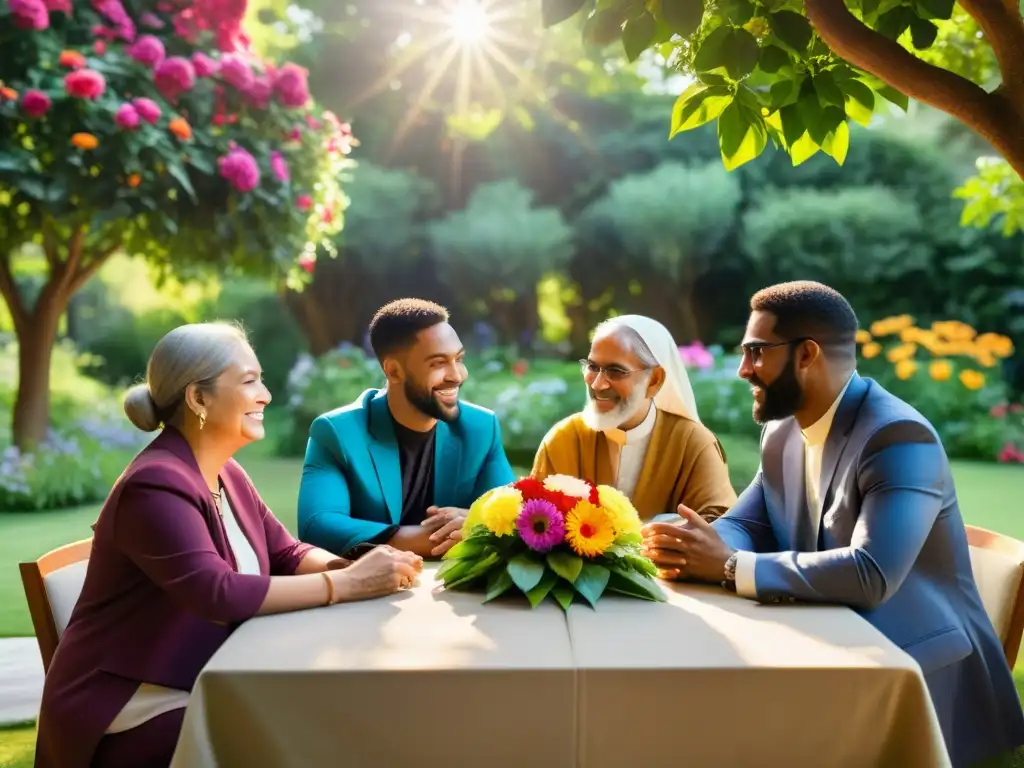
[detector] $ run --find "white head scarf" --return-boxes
[596,314,702,424]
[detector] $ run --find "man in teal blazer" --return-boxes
[297,299,516,558]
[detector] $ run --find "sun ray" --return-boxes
[386,41,463,158]
[344,29,454,110]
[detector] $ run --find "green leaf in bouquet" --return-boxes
[508,553,546,593]
[552,580,575,612]
[624,552,659,577]
[573,563,611,607]
[443,538,488,561]
[616,532,643,546]
[445,551,501,589]
[607,566,667,602]
[546,550,584,583]
[436,557,467,580]
[526,569,558,608]
[483,567,515,603]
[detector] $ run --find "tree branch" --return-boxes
[40,219,60,270]
[69,243,120,294]
[959,0,1024,103]
[804,0,1024,176]
[0,252,28,335]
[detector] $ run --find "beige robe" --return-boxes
[530,408,737,521]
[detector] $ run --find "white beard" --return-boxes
[581,382,650,432]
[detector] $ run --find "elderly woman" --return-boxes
[34,322,422,768]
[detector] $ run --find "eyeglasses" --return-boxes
[740,337,812,365]
[579,359,650,381]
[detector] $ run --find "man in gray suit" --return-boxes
[641,281,1024,767]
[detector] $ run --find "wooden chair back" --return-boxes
[18,538,93,672]
[965,525,1024,668]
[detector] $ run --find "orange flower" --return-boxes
[0,87,17,101]
[71,133,98,150]
[959,369,985,391]
[855,329,872,344]
[168,117,192,140]
[932,320,976,342]
[861,341,882,359]
[870,314,914,337]
[975,332,1014,358]
[886,343,917,363]
[59,50,86,69]
[928,360,952,382]
[895,360,917,380]
[126,173,141,188]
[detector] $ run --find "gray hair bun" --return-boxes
[123,383,161,432]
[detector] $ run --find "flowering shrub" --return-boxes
[855,316,1017,461]
[0,0,354,283]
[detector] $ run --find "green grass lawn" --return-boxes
[2,435,1024,767]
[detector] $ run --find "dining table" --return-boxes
[170,562,950,767]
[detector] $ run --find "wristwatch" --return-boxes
[722,553,738,592]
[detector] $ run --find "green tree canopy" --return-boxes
[540,0,1024,180]
[0,0,352,447]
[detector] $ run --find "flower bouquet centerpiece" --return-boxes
[438,474,665,610]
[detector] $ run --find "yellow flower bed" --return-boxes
[858,316,1014,388]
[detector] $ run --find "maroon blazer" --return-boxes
[34,427,313,768]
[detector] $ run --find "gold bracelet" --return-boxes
[321,572,335,605]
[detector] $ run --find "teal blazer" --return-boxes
[297,388,516,555]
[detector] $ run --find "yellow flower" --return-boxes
[565,501,616,558]
[928,360,952,381]
[932,320,976,342]
[971,347,998,368]
[861,341,882,359]
[895,359,917,380]
[870,314,914,337]
[975,332,1014,358]
[855,329,872,344]
[463,488,497,535]
[480,486,523,537]
[596,485,642,537]
[959,369,985,391]
[886,343,917,363]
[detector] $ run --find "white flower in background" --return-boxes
[543,474,592,499]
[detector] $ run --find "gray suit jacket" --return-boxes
[713,373,1024,767]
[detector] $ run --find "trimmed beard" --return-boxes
[751,350,804,424]
[405,377,460,423]
[581,376,651,432]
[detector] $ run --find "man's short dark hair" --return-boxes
[368,298,449,360]
[750,281,859,363]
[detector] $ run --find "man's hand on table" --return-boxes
[421,506,468,557]
[641,503,735,584]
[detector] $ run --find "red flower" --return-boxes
[512,477,577,515]
[20,90,51,118]
[58,50,86,69]
[298,254,315,274]
[991,404,1008,418]
[9,0,49,30]
[64,69,106,99]
[296,194,312,211]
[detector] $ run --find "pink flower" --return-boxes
[64,69,106,99]
[1011,404,1023,414]
[132,97,161,123]
[286,126,302,142]
[114,103,140,130]
[270,151,289,182]
[154,56,195,100]
[678,341,714,370]
[991,404,1008,418]
[140,12,164,28]
[191,52,219,77]
[128,35,165,68]
[218,147,260,193]
[245,75,272,108]
[20,90,51,118]
[298,254,315,274]
[92,0,134,40]
[43,0,70,13]
[273,63,310,108]
[93,40,107,55]
[296,194,312,211]
[9,0,49,30]
[219,53,253,92]
[999,443,1024,464]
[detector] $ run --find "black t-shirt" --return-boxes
[392,420,436,526]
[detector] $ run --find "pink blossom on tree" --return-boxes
[218,146,260,192]
[131,97,161,123]
[8,0,49,30]
[114,103,140,130]
[64,69,106,99]
[154,56,195,101]
[128,34,165,67]
[20,90,50,118]
[273,63,310,108]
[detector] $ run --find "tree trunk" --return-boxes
[12,290,67,450]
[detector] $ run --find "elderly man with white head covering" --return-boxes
[531,315,736,522]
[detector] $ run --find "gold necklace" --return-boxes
[210,488,223,516]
